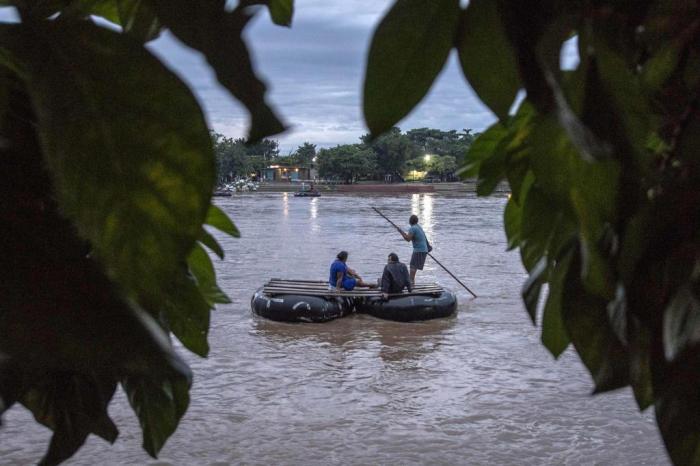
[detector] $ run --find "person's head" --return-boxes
[409,215,419,225]
[387,252,399,263]
[337,250,348,262]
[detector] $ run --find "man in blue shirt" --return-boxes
[329,250,376,291]
[399,214,429,284]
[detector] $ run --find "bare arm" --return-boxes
[336,271,343,289]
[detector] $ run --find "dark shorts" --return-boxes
[342,277,357,290]
[410,252,427,270]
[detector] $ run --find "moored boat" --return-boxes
[293,190,321,197]
[293,182,321,197]
[356,290,457,322]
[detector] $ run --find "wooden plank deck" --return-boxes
[262,279,444,298]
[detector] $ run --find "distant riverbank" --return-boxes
[255,180,506,194]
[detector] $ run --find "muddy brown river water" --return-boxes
[0,193,669,465]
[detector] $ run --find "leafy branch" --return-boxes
[0,0,290,464]
[363,1,700,464]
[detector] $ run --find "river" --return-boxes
[0,192,668,465]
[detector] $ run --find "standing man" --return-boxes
[399,214,429,284]
[380,252,412,299]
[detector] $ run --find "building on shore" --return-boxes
[262,165,316,182]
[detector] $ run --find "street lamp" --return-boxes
[424,154,431,163]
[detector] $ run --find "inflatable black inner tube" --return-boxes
[251,288,355,323]
[356,291,457,322]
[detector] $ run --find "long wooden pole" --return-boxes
[372,207,477,298]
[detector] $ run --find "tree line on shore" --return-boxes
[213,127,476,183]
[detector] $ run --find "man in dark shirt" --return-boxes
[380,252,412,299]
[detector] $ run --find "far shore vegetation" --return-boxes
[213,127,476,184]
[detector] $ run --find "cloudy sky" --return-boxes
[150,0,497,153]
[1,1,577,154]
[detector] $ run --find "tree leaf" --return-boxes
[266,0,293,26]
[0,74,191,378]
[663,285,700,363]
[198,228,224,259]
[117,0,161,42]
[122,372,190,458]
[522,257,547,325]
[655,343,700,466]
[475,142,508,196]
[562,249,630,393]
[188,243,231,306]
[458,122,508,179]
[363,0,461,136]
[20,372,118,466]
[150,0,286,142]
[456,0,521,120]
[628,317,654,410]
[519,187,560,271]
[541,247,573,358]
[159,269,212,357]
[205,205,240,238]
[11,21,215,309]
[503,195,522,251]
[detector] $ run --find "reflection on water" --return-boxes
[0,193,668,466]
[408,194,434,237]
[253,313,457,365]
[421,194,434,236]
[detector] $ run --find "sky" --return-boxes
[149,0,498,153]
[0,1,578,154]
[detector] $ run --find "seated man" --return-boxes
[329,250,376,291]
[380,252,412,298]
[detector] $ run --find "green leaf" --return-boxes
[522,257,547,325]
[266,0,294,26]
[122,372,190,458]
[503,195,522,251]
[628,318,654,410]
[562,249,630,393]
[456,0,521,120]
[641,40,682,92]
[151,0,286,141]
[199,228,224,259]
[656,387,700,466]
[188,243,231,306]
[519,187,559,271]
[12,21,215,307]
[663,285,700,362]
[473,101,536,196]
[458,122,508,179]
[363,0,461,136]
[541,248,573,358]
[205,204,240,238]
[117,0,161,42]
[585,38,658,165]
[160,270,212,357]
[20,373,118,466]
[570,189,615,299]
[52,0,161,41]
[475,142,507,196]
[0,82,191,378]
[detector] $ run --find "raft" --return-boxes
[251,279,456,322]
[251,287,354,322]
[356,290,458,322]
